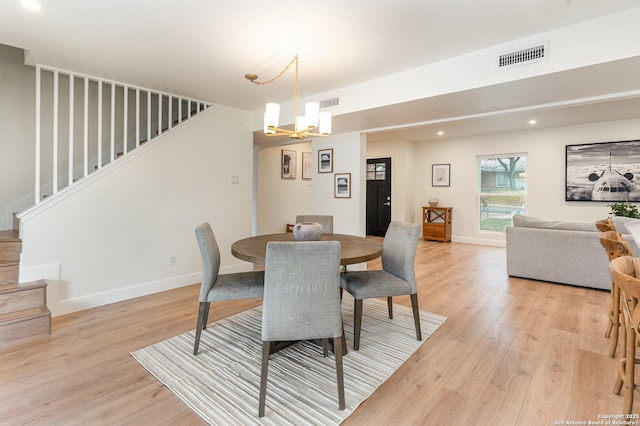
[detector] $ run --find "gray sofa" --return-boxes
[506,214,640,290]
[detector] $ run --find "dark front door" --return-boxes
[366,157,392,236]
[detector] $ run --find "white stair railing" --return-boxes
[34,65,212,204]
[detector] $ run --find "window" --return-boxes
[367,161,386,180]
[478,154,527,233]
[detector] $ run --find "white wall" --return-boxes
[256,141,312,234]
[411,118,640,246]
[256,133,366,237]
[0,44,35,230]
[311,133,365,236]
[19,106,255,316]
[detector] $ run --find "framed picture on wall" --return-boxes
[302,152,312,180]
[281,149,296,179]
[432,163,450,187]
[318,149,333,173]
[566,139,640,201]
[334,173,351,198]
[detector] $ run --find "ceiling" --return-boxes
[1,0,640,144]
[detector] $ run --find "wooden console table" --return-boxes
[422,206,452,242]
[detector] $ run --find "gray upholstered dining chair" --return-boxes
[193,222,264,355]
[295,215,334,233]
[340,221,422,350]
[259,241,344,417]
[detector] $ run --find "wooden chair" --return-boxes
[193,223,264,355]
[259,241,344,417]
[596,218,617,232]
[340,221,421,350]
[609,256,640,414]
[295,215,334,233]
[599,230,633,358]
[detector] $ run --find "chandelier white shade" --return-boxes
[246,55,331,140]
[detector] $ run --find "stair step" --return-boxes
[0,280,47,315]
[0,262,19,284]
[0,304,49,325]
[0,230,19,241]
[0,305,51,346]
[0,231,21,263]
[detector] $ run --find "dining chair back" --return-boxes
[599,230,633,357]
[259,240,344,417]
[193,223,264,355]
[609,255,640,414]
[340,221,421,350]
[295,215,334,234]
[596,218,617,232]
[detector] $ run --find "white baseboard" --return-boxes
[21,261,254,317]
[451,235,506,248]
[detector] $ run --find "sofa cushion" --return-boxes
[512,214,597,232]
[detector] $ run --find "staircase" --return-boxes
[32,65,213,205]
[0,221,51,347]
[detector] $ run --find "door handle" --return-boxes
[383,202,391,206]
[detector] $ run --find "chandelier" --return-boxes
[245,55,331,139]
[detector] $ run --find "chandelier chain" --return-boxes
[247,55,298,86]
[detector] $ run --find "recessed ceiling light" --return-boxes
[437,131,444,136]
[20,0,42,11]
[529,119,537,125]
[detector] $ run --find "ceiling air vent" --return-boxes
[498,43,548,68]
[320,97,339,108]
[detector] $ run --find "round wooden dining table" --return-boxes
[231,233,381,356]
[231,233,383,265]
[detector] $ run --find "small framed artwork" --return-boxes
[334,173,351,198]
[302,152,312,180]
[281,149,296,179]
[432,163,450,187]
[318,148,333,173]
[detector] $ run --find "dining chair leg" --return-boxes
[608,284,621,358]
[606,284,615,338]
[258,341,272,417]
[614,309,636,414]
[614,358,625,395]
[387,297,393,319]
[334,335,345,410]
[410,293,422,341]
[322,338,329,357]
[340,321,348,355]
[202,302,211,330]
[353,299,363,350]
[193,302,209,355]
[623,357,635,414]
[614,300,627,396]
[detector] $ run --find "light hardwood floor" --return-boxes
[0,240,635,425]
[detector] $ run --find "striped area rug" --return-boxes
[131,296,447,425]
